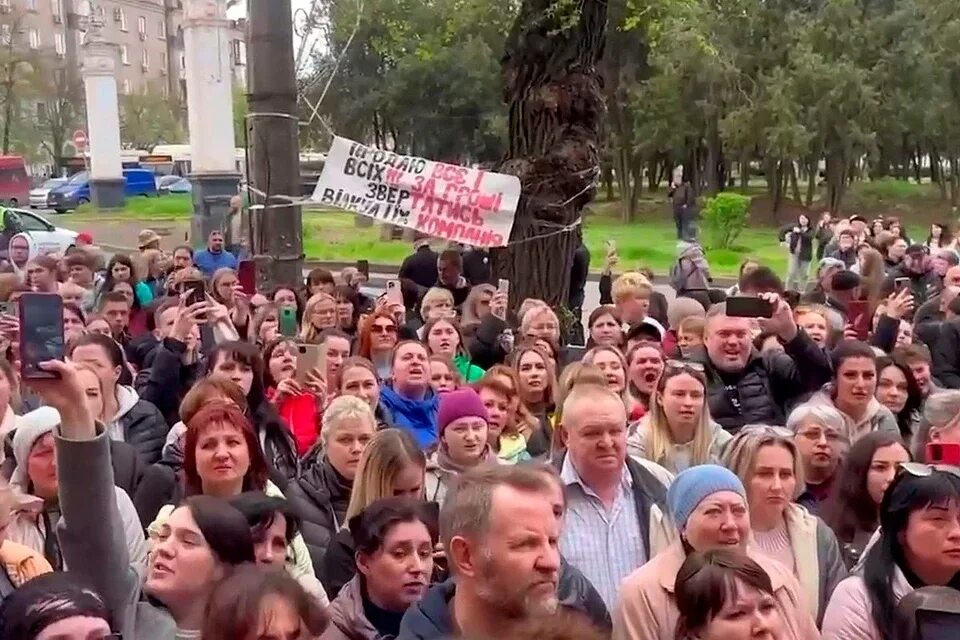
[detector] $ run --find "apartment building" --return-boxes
[2,0,246,102]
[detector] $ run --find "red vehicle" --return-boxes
[0,156,29,206]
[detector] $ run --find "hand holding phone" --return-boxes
[726,296,775,319]
[18,293,65,380]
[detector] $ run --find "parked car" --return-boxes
[0,207,79,259]
[157,175,192,195]
[0,156,30,206]
[29,178,68,209]
[48,168,158,213]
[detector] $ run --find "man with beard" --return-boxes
[397,465,562,639]
[690,293,833,433]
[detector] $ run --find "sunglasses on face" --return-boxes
[371,324,397,334]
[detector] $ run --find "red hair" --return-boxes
[357,309,398,360]
[183,401,269,496]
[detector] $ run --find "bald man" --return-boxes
[555,384,674,610]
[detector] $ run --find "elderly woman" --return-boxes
[722,428,848,624]
[613,465,818,640]
[787,403,851,512]
[285,395,376,572]
[416,287,455,333]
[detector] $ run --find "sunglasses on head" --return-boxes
[665,359,705,373]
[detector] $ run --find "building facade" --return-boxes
[3,0,245,102]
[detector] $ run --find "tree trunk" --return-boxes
[826,150,847,213]
[1,79,14,155]
[740,153,750,190]
[492,0,608,310]
[602,162,614,201]
[805,158,818,208]
[704,118,721,194]
[788,161,802,203]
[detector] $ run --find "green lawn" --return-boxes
[63,180,946,279]
[72,193,194,221]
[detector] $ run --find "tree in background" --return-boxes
[492,0,608,307]
[119,86,185,151]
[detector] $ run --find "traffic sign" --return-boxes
[73,129,88,151]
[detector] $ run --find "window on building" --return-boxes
[158,19,167,39]
[118,8,127,31]
[51,0,61,20]
[161,83,168,98]
[120,44,129,65]
[138,16,146,36]
[28,29,40,50]
[26,0,38,12]
[54,33,65,57]
[121,79,130,94]
[141,47,149,69]
[160,50,168,73]
[0,25,10,46]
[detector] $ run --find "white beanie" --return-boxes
[10,406,61,489]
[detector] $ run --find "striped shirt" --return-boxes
[559,456,647,610]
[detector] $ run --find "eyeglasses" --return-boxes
[371,324,397,334]
[665,359,705,373]
[900,462,960,480]
[796,427,848,444]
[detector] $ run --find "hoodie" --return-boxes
[104,386,169,464]
[807,386,900,443]
[397,579,455,640]
[671,241,712,293]
[378,386,439,449]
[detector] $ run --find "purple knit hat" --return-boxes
[437,387,489,436]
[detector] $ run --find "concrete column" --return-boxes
[81,25,125,209]
[183,0,240,247]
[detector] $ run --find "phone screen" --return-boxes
[279,307,298,337]
[725,296,775,318]
[19,293,64,379]
[498,279,510,296]
[237,260,255,294]
[184,280,205,307]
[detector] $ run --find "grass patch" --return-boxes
[72,194,193,221]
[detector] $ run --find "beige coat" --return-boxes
[612,542,820,640]
[821,570,912,640]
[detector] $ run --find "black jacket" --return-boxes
[397,561,611,640]
[462,248,492,286]
[399,246,440,290]
[780,224,815,262]
[933,318,960,389]
[465,315,510,370]
[136,338,204,427]
[319,527,357,601]
[690,329,833,433]
[285,456,352,573]
[118,395,170,464]
[569,243,590,310]
[253,401,300,487]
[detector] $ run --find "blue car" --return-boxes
[49,168,158,212]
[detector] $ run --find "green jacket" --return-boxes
[454,353,485,383]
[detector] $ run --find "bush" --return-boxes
[853,178,934,202]
[701,192,750,249]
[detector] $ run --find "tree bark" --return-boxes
[492,0,607,310]
[826,150,847,213]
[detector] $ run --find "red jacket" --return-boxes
[267,388,320,455]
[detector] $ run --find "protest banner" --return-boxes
[310,136,521,247]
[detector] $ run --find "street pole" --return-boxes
[246,0,303,289]
[183,0,240,248]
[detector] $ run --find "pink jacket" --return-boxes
[821,570,912,640]
[612,542,820,640]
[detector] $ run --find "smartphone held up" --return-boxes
[18,293,65,380]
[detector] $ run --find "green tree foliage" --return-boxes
[119,87,185,151]
[300,0,513,162]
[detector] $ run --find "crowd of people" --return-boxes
[0,215,956,640]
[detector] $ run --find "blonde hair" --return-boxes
[461,284,496,330]
[321,395,376,445]
[678,316,706,338]
[520,306,560,341]
[721,428,806,499]
[582,346,637,412]
[612,271,653,303]
[645,367,713,469]
[554,362,606,427]
[484,365,540,439]
[300,292,337,343]
[419,287,455,322]
[345,429,427,520]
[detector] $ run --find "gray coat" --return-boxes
[321,575,382,640]
[57,430,178,639]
